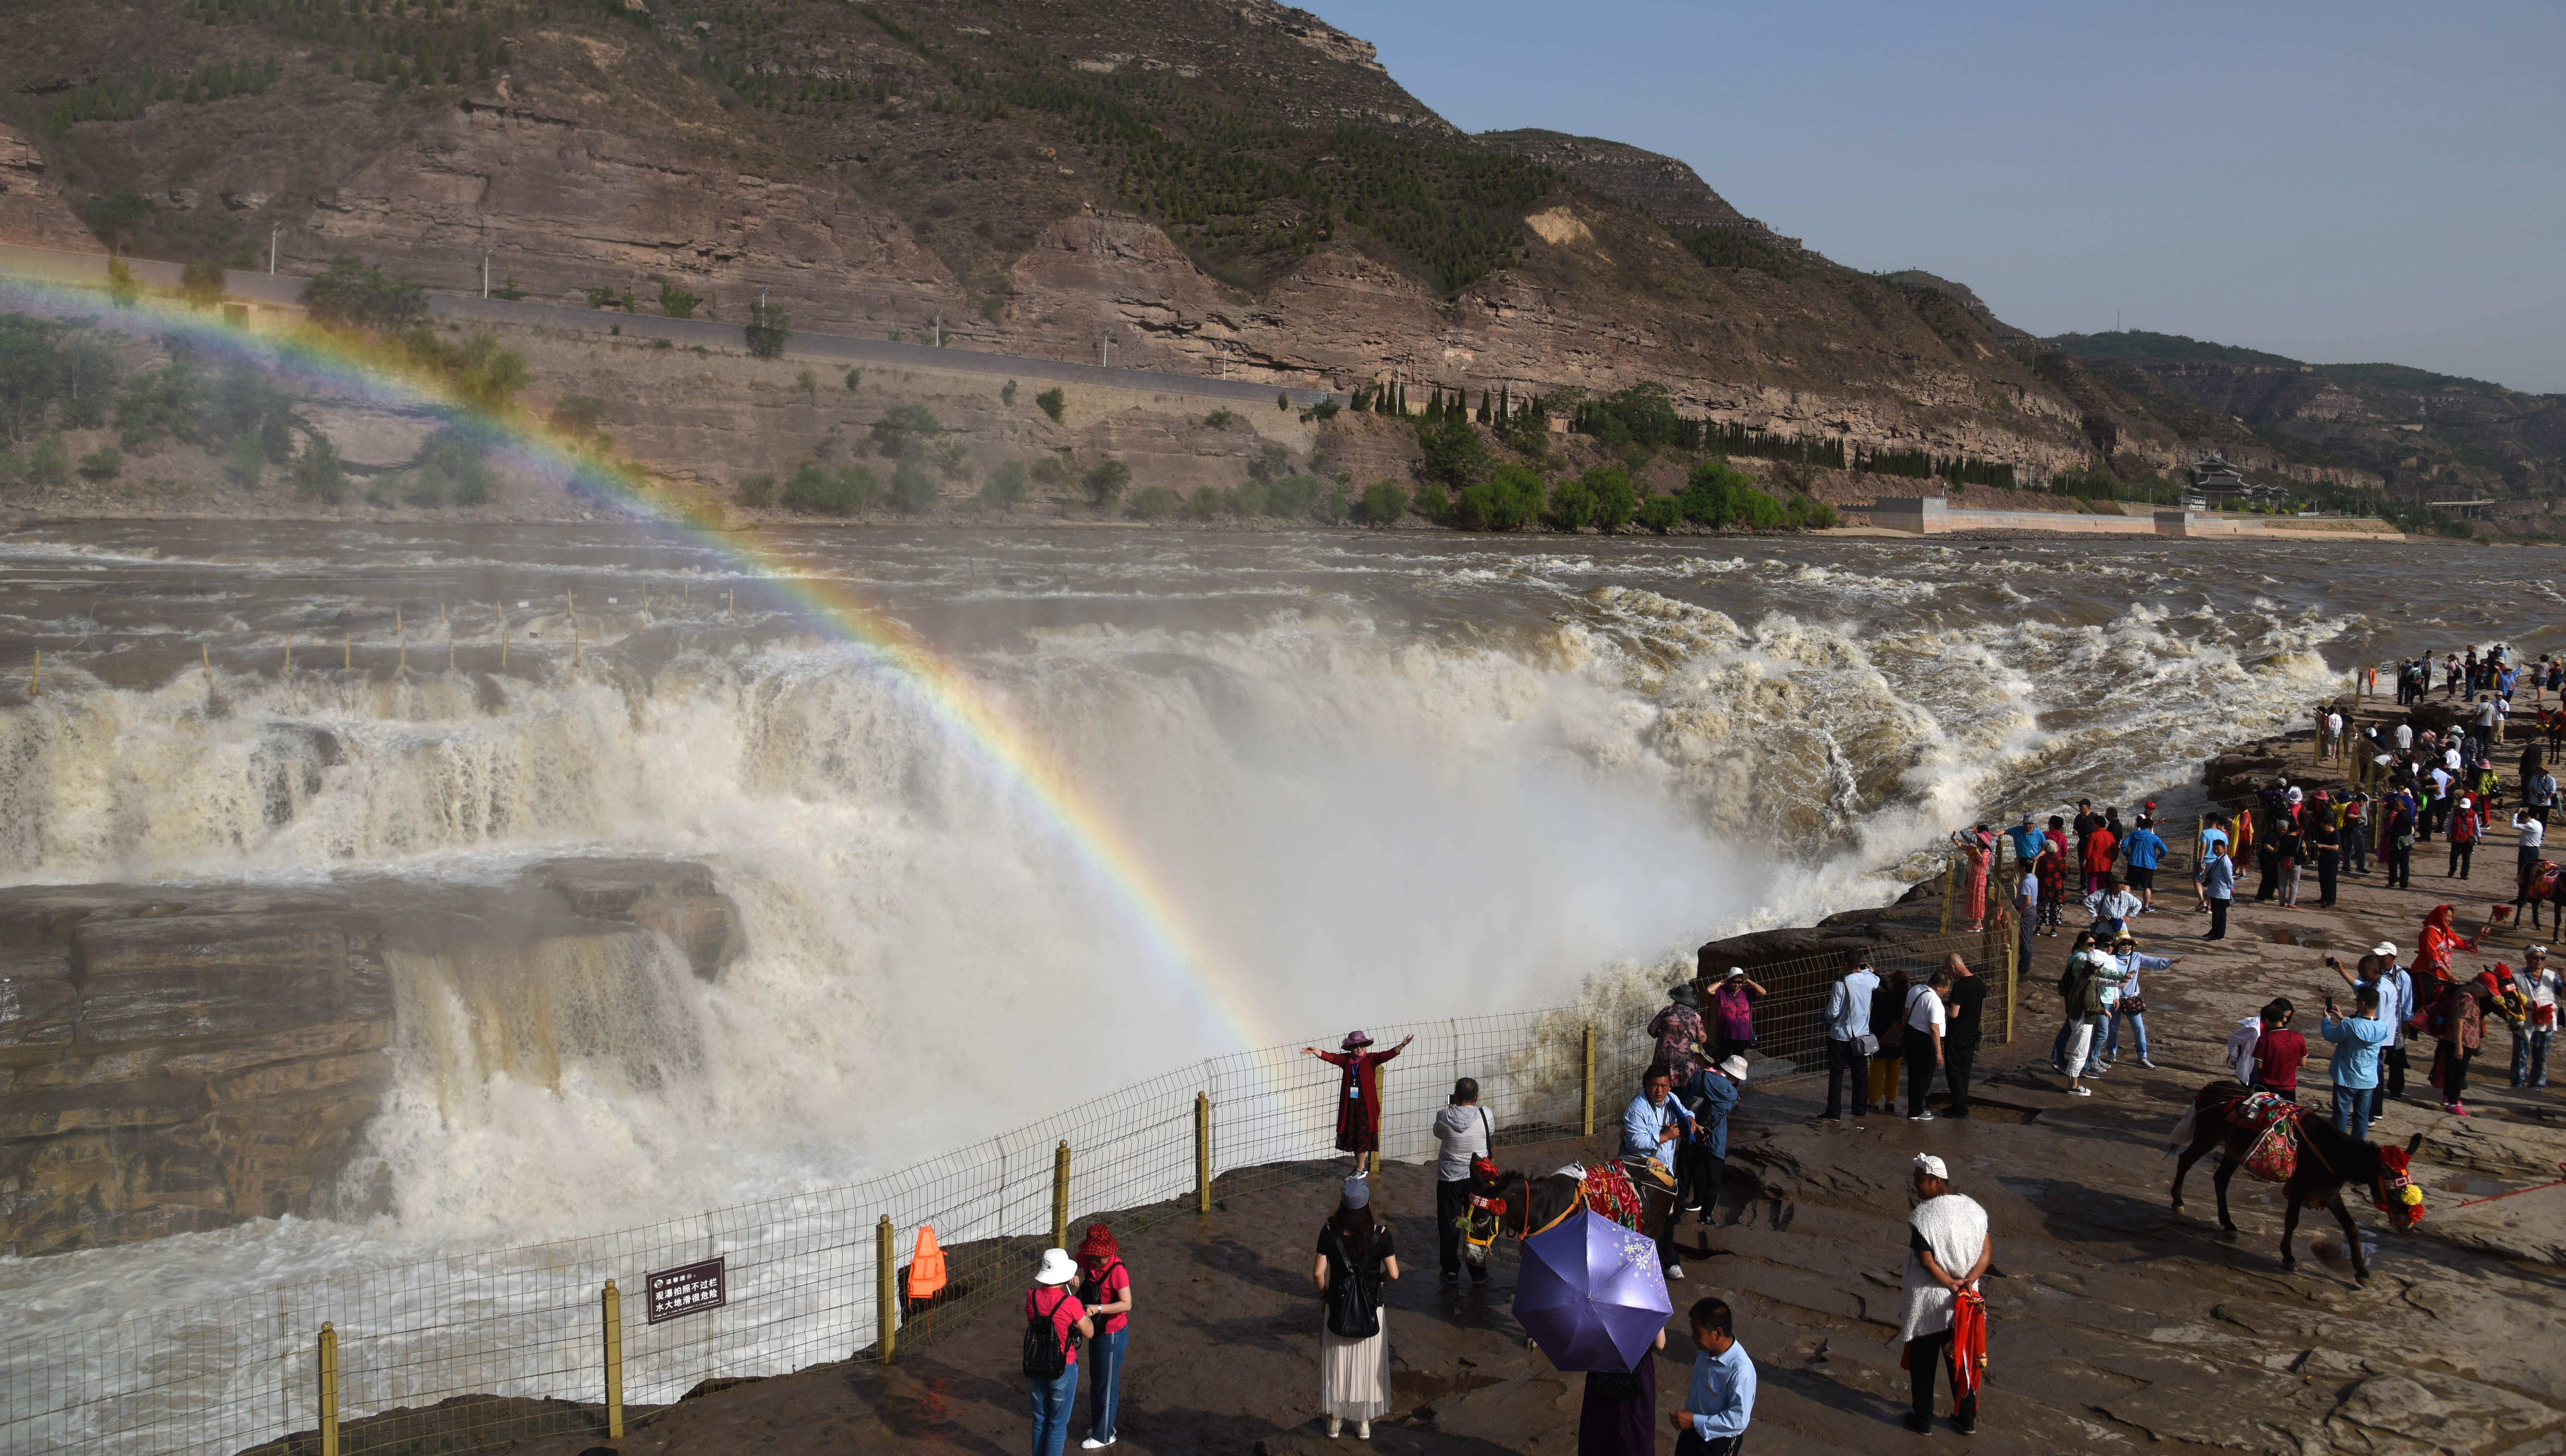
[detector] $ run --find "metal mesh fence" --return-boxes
[2,931,2001,1456]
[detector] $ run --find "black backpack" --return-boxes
[1320,1225,1384,1339]
[1022,1289,1072,1380]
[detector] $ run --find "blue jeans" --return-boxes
[1030,1361,1079,1456]
[1086,1325,1127,1442]
[2102,1003,2148,1061]
[2332,1082,2373,1143]
[2514,1028,2553,1087]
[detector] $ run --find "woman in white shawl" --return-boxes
[1900,1153,1989,1436]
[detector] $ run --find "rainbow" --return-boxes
[0,269,1273,1048]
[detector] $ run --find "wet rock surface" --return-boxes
[0,858,743,1255]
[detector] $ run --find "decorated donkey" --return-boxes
[2167,1080,2425,1281]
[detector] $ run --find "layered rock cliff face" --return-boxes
[0,860,742,1255]
[0,117,92,249]
[0,0,2116,481]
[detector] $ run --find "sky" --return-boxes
[1301,0,2566,394]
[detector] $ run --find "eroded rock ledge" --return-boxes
[0,859,742,1256]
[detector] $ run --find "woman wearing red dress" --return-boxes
[1305,1030,1414,1167]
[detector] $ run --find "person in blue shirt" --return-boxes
[2005,813,2045,868]
[2196,841,2235,941]
[2120,816,2168,913]
[1676,1056,1747,1223]
[1671,1295,1754,1454]
[2322,978,2394,1140]
[1621,1066,1694,1278]
[1821,956,1879,1120]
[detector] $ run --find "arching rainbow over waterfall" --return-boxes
[0,270,1274,1047]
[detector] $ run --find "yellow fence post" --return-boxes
[1194,1092,1212,1214]
[1051,1141,1071,1251]
[28,650,37,698]
[875,1215,898,1362]
[317,1322,340,1456]
[602,1279,624,1439]
[343,634,351,672]
[202,643,214,692]
[2003,912,2019,1045]
[1579,1023,1596,1137]
[1940,854,1955,935]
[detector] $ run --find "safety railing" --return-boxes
[1,930,2003,1456]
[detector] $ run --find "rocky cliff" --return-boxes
[0,859,742,1255]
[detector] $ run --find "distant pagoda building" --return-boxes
[2188,453,2285,508]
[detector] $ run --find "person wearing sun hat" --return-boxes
[1025,1247,1095,1456]
[1304,1030,1414,1170]
[1073,1223,1132,1449]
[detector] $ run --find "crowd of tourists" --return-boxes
[1009,653,2564,1453]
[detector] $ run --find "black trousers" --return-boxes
[2449,840,2474,878]
[2386,844,2413,888]
[1907,1329,1978,1423]
[2348,831,2368,872]
[1684,1148,1727,1218]
[1944,1039,1978,1116]
[1436,1177,1471,1278]
[1823,1037,1869,1117]
[2207,897,2230,939]
[2443,1046,2474,1106]
[1907,1037,1942,1116]
[2254,851,2278,900]
[1674,1432,1745,1456]
[2372,1044,2408,1116]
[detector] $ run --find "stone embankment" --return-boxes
[0,858,741,1255]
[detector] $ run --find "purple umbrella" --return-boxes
[1513,1207,1673,1372]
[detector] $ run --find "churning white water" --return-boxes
[1,525,2556,1371]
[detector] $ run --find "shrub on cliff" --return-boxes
[24,435,70,486]
[1678,459,1754,526]
[1551,465,1636,530]
[290,434,347,504]
[1635,494,1680,533]
[1036,387,1066,423]
[1128,485,1182,520]
[1414,415,1487,494]
[744,300,791,359]
[783,459,878,515]
[1355,480,1409,526]
[890,461,939,513]
[1450,462,1544,531]
[1082,457,1131,508]
[657,281,699,319]
[979,459,1029,509]
[735,472,776,508]
[302,257,426,331]
[870,404,943,461]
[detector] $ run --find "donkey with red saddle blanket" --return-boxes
[2167,1080,2425,1281]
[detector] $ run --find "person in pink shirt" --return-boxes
[1075,1223,1132,1449]
[1025,1248,1094,1456]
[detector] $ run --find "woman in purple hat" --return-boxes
[1305,1031,1414,1169]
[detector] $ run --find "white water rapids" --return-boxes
[1,524,2556,1440]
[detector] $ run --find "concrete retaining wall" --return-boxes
[1869,496,2396,541]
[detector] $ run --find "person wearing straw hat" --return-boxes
[1901,1154,1989,1436]
[1025,1247,1095,1456]
[1312,1174,1399,1440]
[1304,1031,1413,1170]
[1074,1223,1132,1449]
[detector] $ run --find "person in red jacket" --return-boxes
[2250,998,2307,1104]
[2080,820,2120,896]
[1305,1031,1413,1169]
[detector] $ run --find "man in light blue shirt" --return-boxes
[1673,1295,1754,1452]
[2005,813,2045,867]
[1821,957,1879,1121]
[1621,1068,1694,1278]
[2320,983,2393,1141]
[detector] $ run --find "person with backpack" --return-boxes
[1024,1248,1096,1456]
[1073,1224,1132,1449]
[1312,1175,1400,1440]
[2429,972,2495,1116]
[1433,1079,1494,1285]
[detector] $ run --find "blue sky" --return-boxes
[1301,0,2565,393]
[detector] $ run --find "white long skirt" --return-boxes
[1320,1309,1391,1420]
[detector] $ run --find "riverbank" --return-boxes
[319,706,2566,1456]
